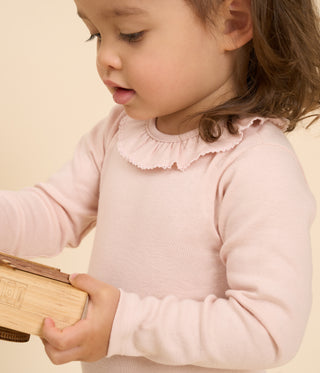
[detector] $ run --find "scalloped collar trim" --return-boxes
[117,114,288,171]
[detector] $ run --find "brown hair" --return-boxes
[185,0,320,142]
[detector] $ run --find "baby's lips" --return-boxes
[113,87,136,105]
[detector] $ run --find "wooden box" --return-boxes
[0,252,88,342]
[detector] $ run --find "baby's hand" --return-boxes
[41,273,120,365]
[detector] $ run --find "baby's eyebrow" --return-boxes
[77,6,148,20]
[112,7,148,17]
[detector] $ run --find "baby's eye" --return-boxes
[86,33,101,42]
[119,31,144,43]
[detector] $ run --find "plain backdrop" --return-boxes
[0,1,319,372]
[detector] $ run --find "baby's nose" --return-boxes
[96,40,122,71]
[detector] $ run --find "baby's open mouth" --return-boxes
[113,87,136,105]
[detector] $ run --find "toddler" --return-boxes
[1,0,320,372]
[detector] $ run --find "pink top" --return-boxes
[0,105,316,373]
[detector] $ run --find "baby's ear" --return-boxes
[219,0,253,51]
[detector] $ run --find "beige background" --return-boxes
[0,1,319,372]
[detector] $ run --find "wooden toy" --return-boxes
[0,252,88,342]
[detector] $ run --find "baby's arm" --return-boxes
[0,117,109,257]
[102,144,314,370]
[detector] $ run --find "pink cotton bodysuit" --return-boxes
[0,105,316,373]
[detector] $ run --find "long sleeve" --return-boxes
[106,143,315,370]
[0,108,121,257]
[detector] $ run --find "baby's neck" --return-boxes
[156,115,199,135]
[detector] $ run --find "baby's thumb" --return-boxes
[69,273,100,299]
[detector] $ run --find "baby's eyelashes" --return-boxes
[86,33,101,42]
[119,31,145,43]
[85,31,145,44]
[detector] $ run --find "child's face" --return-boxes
[75,0,237,133]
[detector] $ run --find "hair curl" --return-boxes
[184,0,320,142]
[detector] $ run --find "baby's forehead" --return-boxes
[74,0,196,18]
[73,0,210,34]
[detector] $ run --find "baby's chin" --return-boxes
[122,106,157,122]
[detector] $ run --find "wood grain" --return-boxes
[0,262,88,336]
[0,252,70,283]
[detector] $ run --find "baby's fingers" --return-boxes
[41,318,86,356]
[42,338,82,365]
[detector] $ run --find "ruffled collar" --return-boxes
[117,114,288,171]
